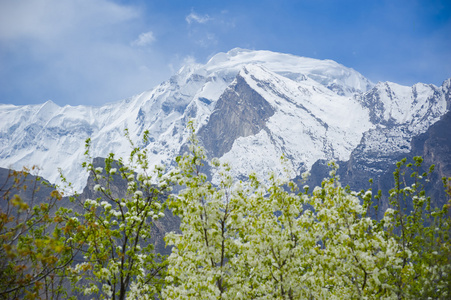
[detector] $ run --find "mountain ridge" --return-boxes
[0,48,449,192]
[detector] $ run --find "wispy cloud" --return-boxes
[185,11,211,24]
[0,0,138,42]
[1,0,449,106]
[132,31,155,47]
[0,0,171,106]
[196,33,218,47]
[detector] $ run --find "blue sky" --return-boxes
[0,0,450,106]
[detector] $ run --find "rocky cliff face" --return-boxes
[350,80,447,175]
[416,111,451,179]
[198,74,275,158]
[305,108,451,211]
[0,49,449,199]
[410,110,451,205]
[443,78,451,111]
[0,166,64,211]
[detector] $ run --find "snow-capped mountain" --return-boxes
[0,48,449,191]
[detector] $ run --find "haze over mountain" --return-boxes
[0,49,449,193]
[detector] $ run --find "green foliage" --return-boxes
[163,122,451,299]
[0,167,76,299]
[1,124,450,299]
[67,130,173,300]
[384,156,451,298]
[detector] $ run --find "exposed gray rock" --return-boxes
[198,73,275,158]
[304,110,451,213]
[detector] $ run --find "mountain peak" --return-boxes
[204,49,373,96]
[0,50,448,192]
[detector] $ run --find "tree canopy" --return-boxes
[1,124,450,299]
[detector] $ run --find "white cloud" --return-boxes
[183,55,197,65]
[185,12,211,24]
[0,0,138,41]
[0,0,172,106]
[132,31,155,47]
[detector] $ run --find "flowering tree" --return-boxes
[383,157,451,298]
[67,131,173,300]
[2,124,450,299]
[163,123,451,299]
[164,127,243,299]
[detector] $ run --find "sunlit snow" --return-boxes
[0,48,448,191]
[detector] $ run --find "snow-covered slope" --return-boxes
[349,81,448,174]
[212,64,372,181]
[0,48,448,191]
